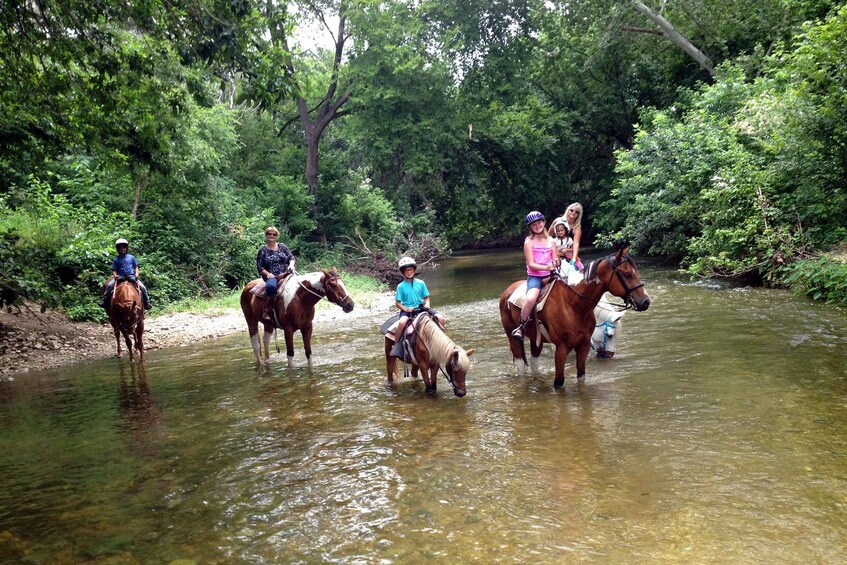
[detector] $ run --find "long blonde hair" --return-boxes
[564,202,583,229]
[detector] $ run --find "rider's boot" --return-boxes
[511,318,527,340]
[262,296,274,324]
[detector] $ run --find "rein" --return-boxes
[561,255,641,308]
[292,270,351,303]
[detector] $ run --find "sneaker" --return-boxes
[511,326,524,340]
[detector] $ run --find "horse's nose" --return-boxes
[453,387,467,398]
[344,301,354,313]
[637,297,651,311]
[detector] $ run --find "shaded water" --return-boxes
[2,249,847,563]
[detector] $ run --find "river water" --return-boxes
[2,249,847,563]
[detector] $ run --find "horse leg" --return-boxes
[553,343,571,388]
[428,365,438,395]
[248,329,263,365]
[113,325,123,358]
[528,335,544,374]
[262,329,274,363]
[575,340,591,382]
[384,337,397,384]
[136,322,145,363]
[420,361,436,395]
[283,328,296,369]
[124,330,134,362]
[302,322,313,370]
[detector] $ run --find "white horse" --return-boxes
[592,298,626,358]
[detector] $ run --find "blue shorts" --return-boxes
[527,275,545,290]
[399,310,414,319]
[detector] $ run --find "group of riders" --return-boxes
[101,202,584,347]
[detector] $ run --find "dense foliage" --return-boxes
[2,0,846,317]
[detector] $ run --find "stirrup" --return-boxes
[511,320,526,340]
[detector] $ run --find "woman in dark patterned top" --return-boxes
[257,226,295,320]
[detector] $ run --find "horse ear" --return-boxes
[332,266,338,274]
[465,348,475,357]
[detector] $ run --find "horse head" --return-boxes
[445,348,475,398]
[605,245,651,311]
[322,268,355,313]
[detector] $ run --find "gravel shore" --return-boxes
[0,293,394,377]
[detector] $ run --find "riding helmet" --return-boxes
[525,211,545,225]
[398,256,417,271]
[115,238,129,248]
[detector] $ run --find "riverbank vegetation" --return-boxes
[2,0,846,318]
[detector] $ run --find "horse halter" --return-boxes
[296,272,351,304]
[608,255,644,307]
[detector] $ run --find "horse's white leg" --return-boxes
[529,351,543,374]
[262,330,273,362]
[282,329,295,369]
[515,358,527,375]
[250,332,263,365]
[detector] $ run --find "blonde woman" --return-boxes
[548,202,583,270]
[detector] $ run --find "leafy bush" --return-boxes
[781,256,847,306]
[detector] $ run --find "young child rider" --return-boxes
[512,211,558,340]
[101,238,152,310]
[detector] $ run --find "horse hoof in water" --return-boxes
[554,376,565,388]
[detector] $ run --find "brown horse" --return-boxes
[499,246,650,387]
[384,313,474,397]
[106,280,145,362]
[240,268,354,368]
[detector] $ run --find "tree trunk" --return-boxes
[305,132,320,194]
[631,1,715,77]
[132,170,148,220]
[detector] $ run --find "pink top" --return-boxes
[527,243,554,276]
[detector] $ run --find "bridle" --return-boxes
[609,255,644,307]
[563,254,644,308]
[293,271,351,305]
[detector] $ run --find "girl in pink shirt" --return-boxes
[512,211,559,340]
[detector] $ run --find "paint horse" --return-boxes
[105,279,145,362]
[499,245,650,387]
[240,268,354,368]
[592,299,626,359]
[383,311,474,397]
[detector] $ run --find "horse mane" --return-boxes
[417,315,469,371]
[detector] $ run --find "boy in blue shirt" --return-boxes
[391,256,443,357]
[101,238,152,310]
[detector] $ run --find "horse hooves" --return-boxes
[425,386,437,395]
[554,376,565,388]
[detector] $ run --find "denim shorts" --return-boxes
[527,275,545,290]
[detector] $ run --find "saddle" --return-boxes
[507,278,562,347]
[249,273,294,297]
[382,310,443,364]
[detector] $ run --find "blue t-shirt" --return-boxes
[112,254,139,279]
[395,278,429,309]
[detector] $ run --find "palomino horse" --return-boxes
[499,245,650,387]
[106,279,145,362]
[240,268,354,368]
[383,312,474,397]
